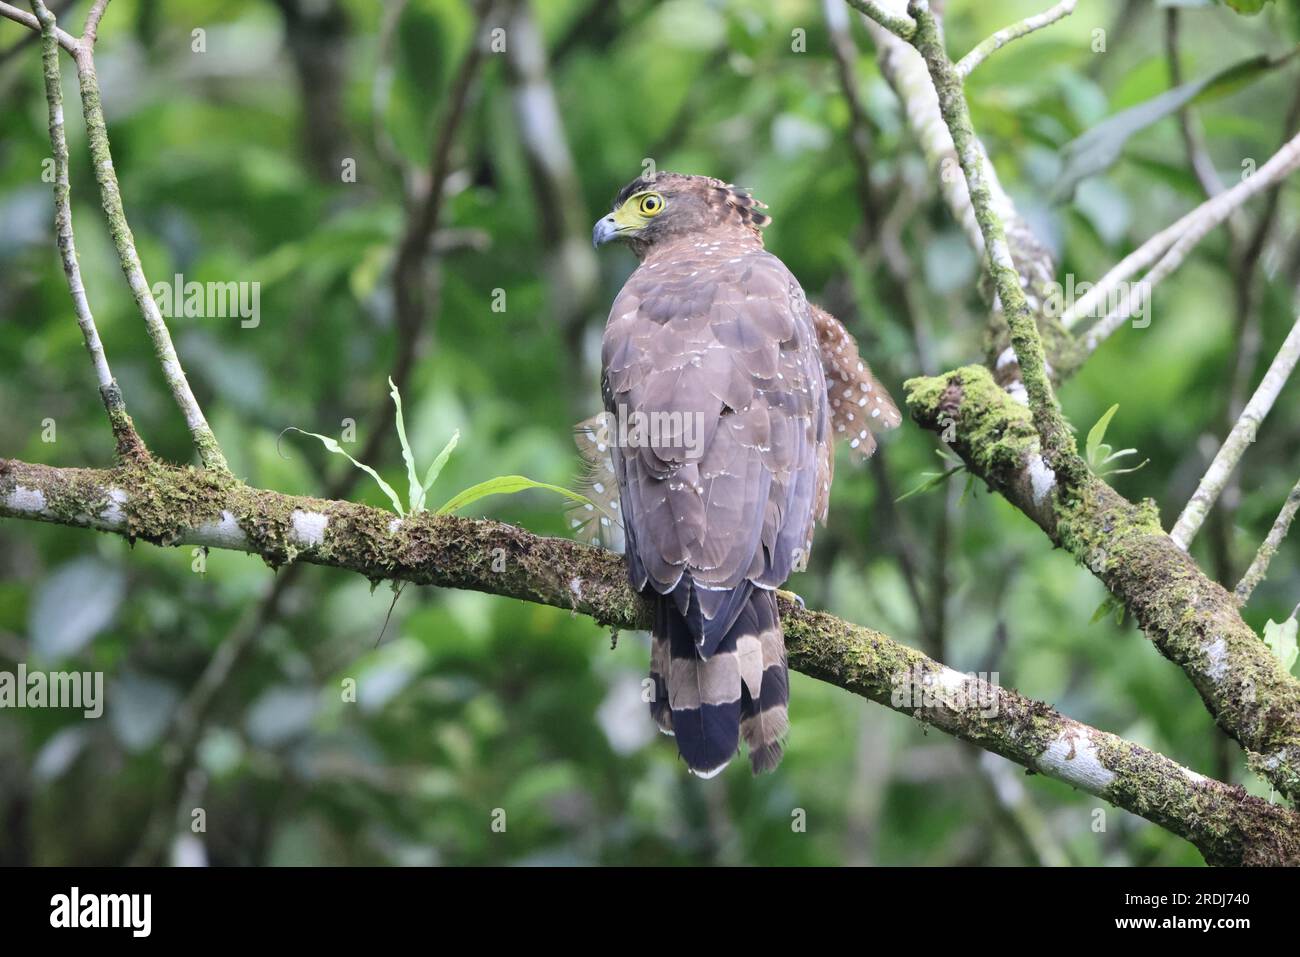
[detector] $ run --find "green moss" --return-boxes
[905,359,1300,804]
[984,302,1085,382]
[1053,479,1163,573]
[905,366,1041,480]
[906,0,1078,476]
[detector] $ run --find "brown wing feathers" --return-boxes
[810,304,902,459]
[587,297,895,777]
[593,172,897,777]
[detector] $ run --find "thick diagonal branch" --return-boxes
[846,0,1300,828]
[907,365,1300,803]
[2,455,1298,864]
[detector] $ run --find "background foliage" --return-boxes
[1,0,1298,865]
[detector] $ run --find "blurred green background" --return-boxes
[1,0,1299,866]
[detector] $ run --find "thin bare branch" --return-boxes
[343,0,494,494]
[132,568,300,865]
[1171,316,1300,551]
[825,0,883,235]
[502,0,597,343]
[1236,474,1300,605]
[81,0,108,47]
[1063,130,1300,332]
[370,0,410,177]
[1205,89,1300,585]
[1164,9,1227,204]
[955,0,1076,80]
[0,0,68,65]
[846,0,916,39]
[0,0,77,52]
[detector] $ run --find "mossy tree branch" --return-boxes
[858,2,1082,391]
[8,0,230,470]
[69,18,229,472]
[845,0,915,39]
[2,453,1299,865]
[30,0,146,464]
[906,366,1300,804]
[904,0,1079,482]
[861,0,1300,814]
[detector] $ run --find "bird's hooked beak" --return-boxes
[592,214,618,248]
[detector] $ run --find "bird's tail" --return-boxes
[649,588,789,777]
[737,589,789,773]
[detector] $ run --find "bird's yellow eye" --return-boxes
[637,192,665,216]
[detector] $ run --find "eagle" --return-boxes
[587,171,899,777]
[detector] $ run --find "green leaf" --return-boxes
[1086,404,1119,468]
[1224,0,1271,14]
[1102,458,1150,477]
[388,378,423,514]
[1263,617,1299,672]
[1053,48,1298,201]
[896,466,965,503]
[960,470,976,503]
[282,427,405,517]
[436,475,595,516]
[1090,596,1117,625]
[420,430,460,503]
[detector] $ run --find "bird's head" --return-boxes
[592,171,770,259]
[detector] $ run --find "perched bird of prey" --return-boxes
[588,171,899,777]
